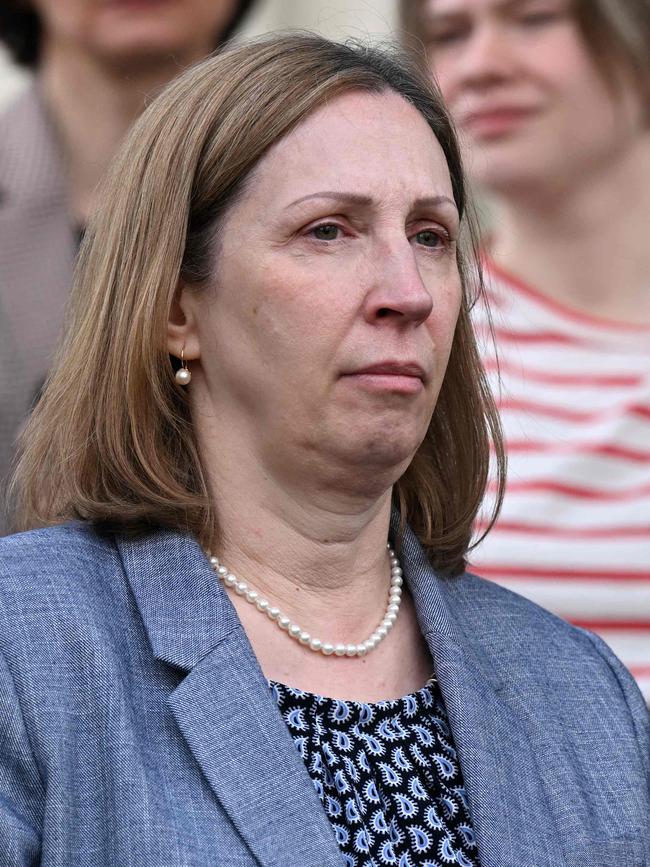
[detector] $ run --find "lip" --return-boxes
[353,362,425,378]
[104,0,175,9]
[460,106,539,139]
[342,361,426,394]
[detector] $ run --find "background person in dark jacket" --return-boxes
[0,0,258,534]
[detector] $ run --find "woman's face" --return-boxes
[422,0,645,194]
[31,0,238,67]
[179,89,462,490]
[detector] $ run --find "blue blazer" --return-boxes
[0,521,648,866]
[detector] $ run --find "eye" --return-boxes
[310,224,341,241]
[520,11,564,25]
[427,25,469,48]
[517,0,569,26]
[414,229,447,249]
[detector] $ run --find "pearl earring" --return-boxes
[175,347,191,386]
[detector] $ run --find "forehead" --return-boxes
[247,89,455,205]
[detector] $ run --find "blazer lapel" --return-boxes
[398,524,567,867]
[119,530,343,867]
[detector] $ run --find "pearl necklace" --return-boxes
[206,543,403,657]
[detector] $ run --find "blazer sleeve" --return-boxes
[580,627,650,784]
[0,649,43,865]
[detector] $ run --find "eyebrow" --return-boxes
[287,191,458,213]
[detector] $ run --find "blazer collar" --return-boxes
[117,527,238,669]
[118,525,565,867]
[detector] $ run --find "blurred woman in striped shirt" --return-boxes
[402,0,650,699]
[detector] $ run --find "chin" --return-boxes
[467,142,558,195]
[97,29,196,64]
[338,427,424,474]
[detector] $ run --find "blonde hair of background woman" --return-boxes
[10,33,505,575]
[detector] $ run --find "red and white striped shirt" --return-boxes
[470,259,650,700]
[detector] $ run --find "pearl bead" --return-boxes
[207,543,404,659]
[175,367,191,386]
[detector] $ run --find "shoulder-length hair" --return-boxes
[400,0,650,105]
[0,0,258,68]
[11,33,505,576]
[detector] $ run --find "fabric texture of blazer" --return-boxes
[0,84,76,534]
[0,520,648,866]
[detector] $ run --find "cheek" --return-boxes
[427,281,462,354]
[428,55,461,105]
[531,27,607,103]
[249,254,359,344]
[221,267,346,378]
[196,0,237,30]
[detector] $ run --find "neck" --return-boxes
[213,460,394,607]
[195,396,405,636]
[208,467,434,701]
[488,131,650,323]
[193,400,432,702]
[39,41,205,225]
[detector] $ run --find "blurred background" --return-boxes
[0,0,398,106]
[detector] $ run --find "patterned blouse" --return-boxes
[270,676,480,867]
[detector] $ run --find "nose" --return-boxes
[454,22,520,89]
[363,240,434,327]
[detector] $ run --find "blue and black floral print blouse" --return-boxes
[270,675,480,867]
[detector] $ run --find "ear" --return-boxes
[168,281,201,361]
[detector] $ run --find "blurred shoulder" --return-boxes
[0,84,39,147]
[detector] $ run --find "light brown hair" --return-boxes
[11,32,505,575]
[400,0,650,104]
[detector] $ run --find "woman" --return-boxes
[0,0,258,534]
[0,33,647,867]
[402,0,650,699]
